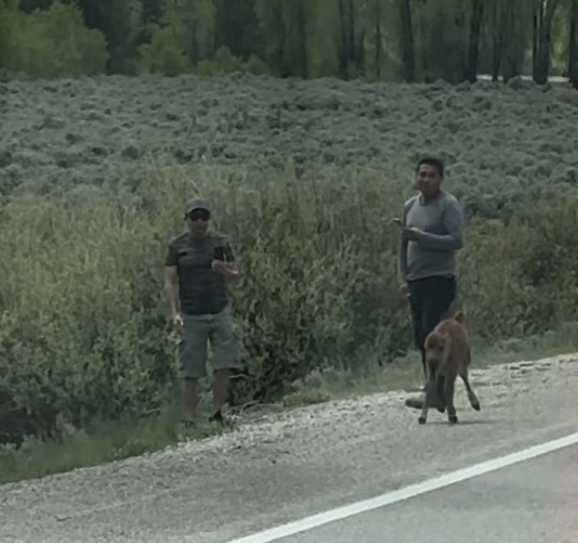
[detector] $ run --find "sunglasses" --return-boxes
[188,210,210,222]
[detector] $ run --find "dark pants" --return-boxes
[407,275,457,380]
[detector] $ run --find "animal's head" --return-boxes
[424,330,451,367]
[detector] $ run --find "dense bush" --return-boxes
[136,3,194,78]
[137,24,193,77]
[195,46,268,76]
[1,158,578,445]
[0,1,108,78]
[137,0,268,78]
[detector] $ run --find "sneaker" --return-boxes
[208,410,235,428]
[208,410,224,425]
[404,394,446,413]
[179,418,197,430]
[405,396,425,410]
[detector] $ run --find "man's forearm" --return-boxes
[398,241,408,284]
[417,232,463,251]
[164,282,179,316]
[417,202,464,251]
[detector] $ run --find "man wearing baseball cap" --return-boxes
[164,197,241,427]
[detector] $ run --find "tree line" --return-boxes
[1,0,577,86]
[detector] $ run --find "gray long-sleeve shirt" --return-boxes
[398,191,465,284]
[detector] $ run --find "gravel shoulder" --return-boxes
[1,353,578,543]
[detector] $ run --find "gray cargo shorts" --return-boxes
[176,306,240,379]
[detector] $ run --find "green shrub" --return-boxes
[137,24,193,77]
[0,1,108,78]
[457,191,578,338]
[0,193,174,444]
[1,157,578,445]
[195,46,268,76]
[137,0,252,78]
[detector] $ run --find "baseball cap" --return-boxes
[184,197,210,217]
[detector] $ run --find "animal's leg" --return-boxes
[459,367,481,411]
[418,363,434,424]
[444,375,458,424]
[435,372,446,413]
[460,346,481,411]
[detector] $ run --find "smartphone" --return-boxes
[213,246,225,261]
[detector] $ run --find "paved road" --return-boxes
[1,355,578,543]
[241,442,578,543]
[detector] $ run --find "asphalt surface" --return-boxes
[266,444,578,543]
[1,355,578,543]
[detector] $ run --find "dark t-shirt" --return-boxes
[165,232,236,316]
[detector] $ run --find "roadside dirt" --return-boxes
[1,352,577,543]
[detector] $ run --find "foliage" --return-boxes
[195,46,268,76]
[137,1,266,77]
[0,1,108,78]
[2,159,578,445]
[1,0,576,83]
[0,192,173,445]
[137,12,193,76]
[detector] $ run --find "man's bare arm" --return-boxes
[164,265,180,317]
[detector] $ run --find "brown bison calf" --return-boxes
[419,310,481,425]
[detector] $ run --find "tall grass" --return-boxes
[1,156,578,447]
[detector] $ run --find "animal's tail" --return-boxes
[453,310,466,323]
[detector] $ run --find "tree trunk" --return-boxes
[374,2,382,80]
[490,3,503,82]
[418,7,430,82]
[297,0,307,78]
[357,28,366,75]
[338,0,361,79]
[569,0,578,89]
[533,0,560,85]
[502,1,526,82]
[465,0,484,83]
[338,0,349,79]
[398,0,416,82]
[532,2,539,76]
[349,0,362,75]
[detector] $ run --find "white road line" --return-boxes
[225,431,578,543]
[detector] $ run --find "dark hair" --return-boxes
[416,156,444,177]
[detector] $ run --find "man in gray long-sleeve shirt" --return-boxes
[398,156,465,411]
